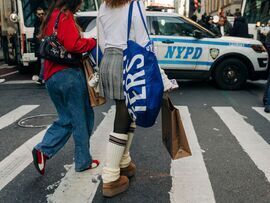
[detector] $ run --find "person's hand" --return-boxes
[166,79,179,92]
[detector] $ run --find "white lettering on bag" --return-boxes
[124,54,147,115]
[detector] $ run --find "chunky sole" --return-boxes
[120,168,136,178]
[103,181,129,197]
[120,163,136,178]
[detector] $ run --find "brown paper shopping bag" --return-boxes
[162,95,191,160]
[82,57,106,107]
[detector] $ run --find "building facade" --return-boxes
[205,0,242,16]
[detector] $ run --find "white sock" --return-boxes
[102,132,128,183]
[120,122,136,168]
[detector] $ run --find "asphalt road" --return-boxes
[0,65,270,203]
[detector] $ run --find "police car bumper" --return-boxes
[250,70,269,80]
[257,58,268,69]
[250,57,269,80]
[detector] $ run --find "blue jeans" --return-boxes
[39,59,44,80]
[265,76,270,106]
[35,68,94,172]
[264,43,270,106]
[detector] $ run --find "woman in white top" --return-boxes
[98,0,173,197]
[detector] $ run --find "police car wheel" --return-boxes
[214,58,248,90]
[2,37,17,66]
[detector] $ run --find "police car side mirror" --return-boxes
[193,30,202,39]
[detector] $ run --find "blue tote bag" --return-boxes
[123,1,164,128]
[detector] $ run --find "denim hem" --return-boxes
[34,146,52,159]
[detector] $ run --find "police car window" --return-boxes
[150,16,197,37]
[181,16,216,37]
[79,0,99,12]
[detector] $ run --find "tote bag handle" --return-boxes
[127,1,150,41]
[96,11,100,69]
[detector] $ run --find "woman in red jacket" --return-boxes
[32,0,99,175]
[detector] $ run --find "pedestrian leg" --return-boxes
[35,81,73,158]
[119,122,136,177]
[65,69,94,172]
[102,100,132,197]
[263,71,270,105]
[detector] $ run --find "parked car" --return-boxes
[76,11,269,90]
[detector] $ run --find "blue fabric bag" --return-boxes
[89,45,103,66]
[123,1,164,128]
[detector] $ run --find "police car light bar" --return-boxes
[146,2,174,11]
[146,6,175,11]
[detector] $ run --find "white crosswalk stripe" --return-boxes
[253,107,270,122]
[170,106,215,203]
[1,105,270,202]
[0,129,46,191]
[0,105,39,130]
[213,107,270,183]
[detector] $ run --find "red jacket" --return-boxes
[43,9,96,81]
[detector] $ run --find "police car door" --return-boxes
[149,15,204,71]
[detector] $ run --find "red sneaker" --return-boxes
[32,148,47,175]
[89,160,100,169]
[79,160,100,172]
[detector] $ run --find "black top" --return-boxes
[230,17,249,38]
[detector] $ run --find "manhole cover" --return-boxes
[18,114,58,128]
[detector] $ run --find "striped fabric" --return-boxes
[109,134,127,147]
[128,122,136,133]
[99,47,125,100]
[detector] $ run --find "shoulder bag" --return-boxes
[39,11,82,66]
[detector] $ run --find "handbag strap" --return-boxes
[96,12,100,69]
[53,11,63,35]
[127,1,150,41]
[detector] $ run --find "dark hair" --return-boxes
[191,15,197,22]
[206,15,213,22]
[36,7,44,12]
[104,0,131,8]
[39,0,82,38]
[234,11,242,17]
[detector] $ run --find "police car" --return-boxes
[77,11,269,90]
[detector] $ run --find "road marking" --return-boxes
[0,80,36,85]
[0,64,16,69]
[213,107,270,183]
[47,106,115,203]
[0,71,18,78]
[0,129,46,191]
[0,105,39,130]
[252,107,270,122]
[170,106,215,203]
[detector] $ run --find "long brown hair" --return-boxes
[104,0,132,8]
[38,0,82,39]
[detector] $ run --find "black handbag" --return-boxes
[39,11,82,66]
